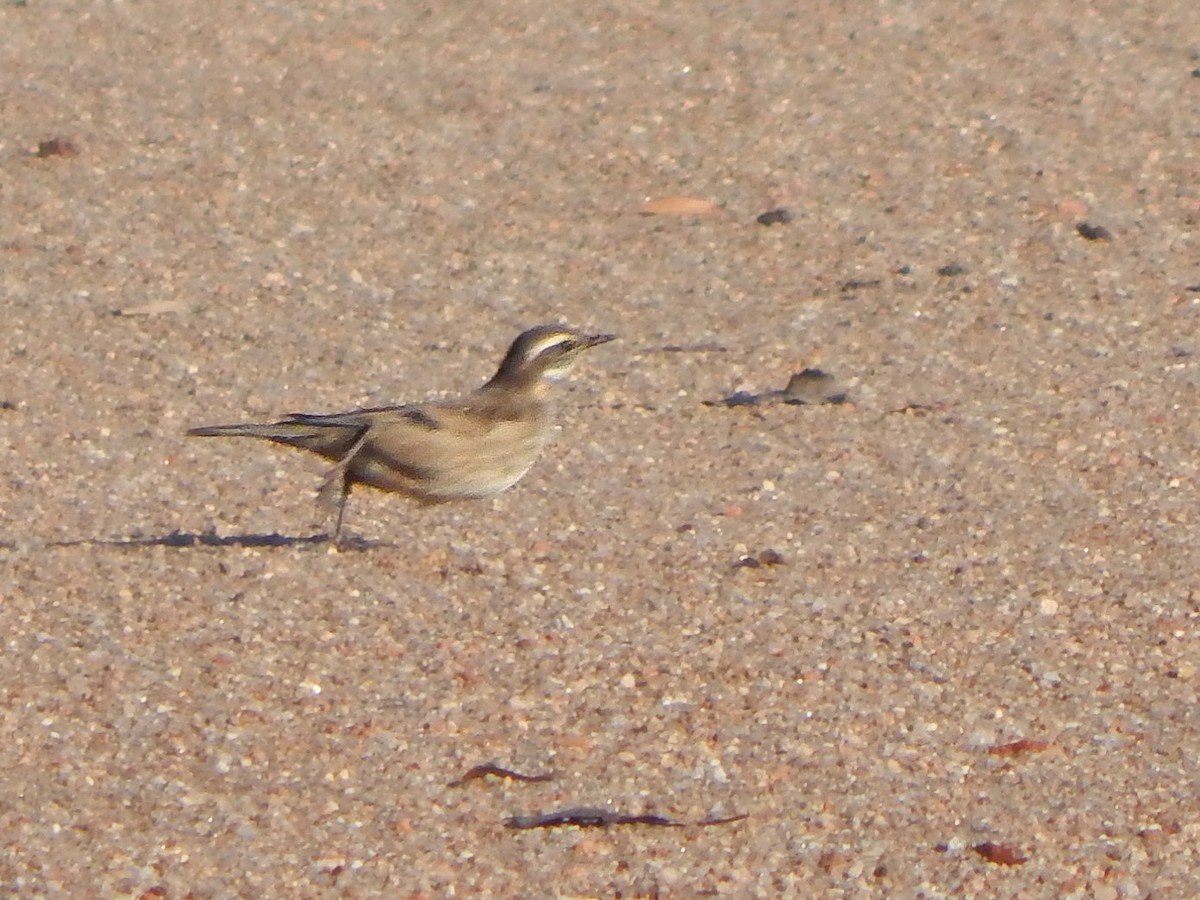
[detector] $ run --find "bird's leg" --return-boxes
[317,472,349,540]
[316,428,371,542]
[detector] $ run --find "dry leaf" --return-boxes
[116,300,190,317]
[986,738,1051,757]
[448,762,553,787]
[1058,198,1089,218]
[642,196,721,216]
[973,842,1029,865]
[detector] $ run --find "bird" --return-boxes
[187,324,615,540]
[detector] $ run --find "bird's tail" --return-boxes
[187,422,315,440]
[187,421,361,458]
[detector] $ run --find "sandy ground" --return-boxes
[2,0,1199,895]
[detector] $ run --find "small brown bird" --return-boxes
[188,324,615,539]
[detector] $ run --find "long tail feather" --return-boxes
[187,421,362,458]
[187,423,314,439]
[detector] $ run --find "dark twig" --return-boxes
[505,806,748,830]
[448,762,554,788]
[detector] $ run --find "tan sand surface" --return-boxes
[2,1,1198,895]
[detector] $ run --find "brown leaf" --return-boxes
[448,762,553,787]
[986,738,1051,757]
[642,196,721,216]
[1058,198,1089,218]
[973,842,1029,865]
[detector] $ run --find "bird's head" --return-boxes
[490,324,616,386]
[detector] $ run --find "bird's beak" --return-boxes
[584,333,617,348]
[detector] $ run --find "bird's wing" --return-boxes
[287,404,443,428]
[350,403,548,499]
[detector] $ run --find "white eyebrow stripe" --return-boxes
[522,333,572,360]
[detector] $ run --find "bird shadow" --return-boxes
[44,529,393,552]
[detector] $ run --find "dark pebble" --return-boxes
[36,138,80,158]
[756,208,793,226]
[1076,222,1113,241]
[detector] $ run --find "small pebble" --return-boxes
[36,137,80,158]
[1076,222,1113,241]
[756,207,793,226]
